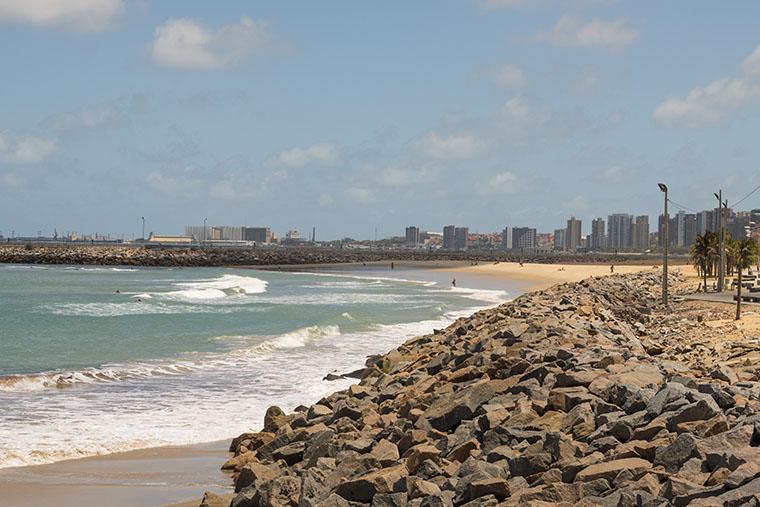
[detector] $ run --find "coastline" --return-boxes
[0,261,682,507]
[184,267,760,506]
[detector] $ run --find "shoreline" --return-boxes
[0,261,685,507]
[186,268,760,506]
[0,441,232,507]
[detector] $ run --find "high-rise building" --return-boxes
[590,218,606,250]
[607,213,633,250]
[673,211,697,247]
[442,225,456,250]
[454,227,469,251]
[512,227,537,250]
[242,227,271,244]
[658,214,670,248]
[405,226,420,246]
[632,215,650,251]
[536,233,554,250]
[553,229,566,251]
[565,216,582,251]
[501,227,513,250]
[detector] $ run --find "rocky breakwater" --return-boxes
[201,270,758,506]
[0,244,661,268]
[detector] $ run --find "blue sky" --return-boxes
[2,0,760,239]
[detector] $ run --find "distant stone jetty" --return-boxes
[197,271,760,507]
[0,244,668,268]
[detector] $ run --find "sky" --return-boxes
[2,0,760,239]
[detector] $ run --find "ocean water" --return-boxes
[0,264,511,469]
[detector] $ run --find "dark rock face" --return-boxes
[197,271,760,506]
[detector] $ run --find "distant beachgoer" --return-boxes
[610,264,614,273]
[519,261,524,267]
[391,262,394,270]
[452,278,456,287]
[115,289,120,294]
[136,298,142,303]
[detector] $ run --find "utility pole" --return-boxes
[203,217,207,243]
[141,217,145,242]
[715,191,726,292]
[658,183,669,308]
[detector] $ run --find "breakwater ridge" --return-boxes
[194,270,760,507]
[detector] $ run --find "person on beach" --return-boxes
[391,262,394,270]
[610,264,614,273]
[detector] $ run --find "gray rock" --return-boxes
[653,433,700,473]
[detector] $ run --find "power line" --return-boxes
[666,198,698,214]
[732,181,760,208]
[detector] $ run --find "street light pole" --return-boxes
[203,217,207,244]
[658,183,669,308]
[141,216,145,241]
[715,191,726,292]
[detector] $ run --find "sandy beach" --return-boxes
[0,441,231,507]
[0,260,686,507]
[438,261,672,292]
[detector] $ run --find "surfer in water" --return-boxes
[452,278,456,287]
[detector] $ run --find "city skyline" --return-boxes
[3,2,760,237]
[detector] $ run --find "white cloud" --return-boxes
[151,16,279,70]
[484,63,525,88]
[49,104,118,131]
[345,187,378,203]
[476,0,533,7]
[477,171,521,194]
[413,132,483,160]
[146,171,180,194]
[537,16,638,53]
[477,0,614,8]
[743,44,760,76]
[654,45,760,127]
[276,143,338,169]
[0,0,123,32]
[2,172,22,186]
[48,95,148,131]
[654,78,760,126]
[378,166,434,186]
[565,195,590,211]
[209,180,257,201]
[0,131,56,164]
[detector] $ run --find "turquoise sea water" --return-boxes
[0,264,511,468]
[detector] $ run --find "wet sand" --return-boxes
[0,441,231,507]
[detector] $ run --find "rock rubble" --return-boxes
[205,271,759,506]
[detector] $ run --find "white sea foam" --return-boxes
[159,274,268,302]
[284,270,438,287]
[42,302,242,317]
[444,286,509,304]
[0,310,470,468]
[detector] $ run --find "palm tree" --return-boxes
[734,239,759,320]
[691,232,718,292]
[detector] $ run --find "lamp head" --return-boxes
[658,183,668,192]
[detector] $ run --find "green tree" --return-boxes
[734,239,759,320]
[691,232,718,292]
